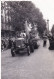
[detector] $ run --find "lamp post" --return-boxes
[47,20,49,32]
[47,19,49,34]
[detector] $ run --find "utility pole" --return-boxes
[47,19,49,34]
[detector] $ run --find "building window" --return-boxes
[9,16,11,21]
[6,10,8,14]
[6,15,8,23]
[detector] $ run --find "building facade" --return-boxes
[1,1,14,38]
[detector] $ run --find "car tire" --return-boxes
[27,46,31,56]
[11,49,15,57]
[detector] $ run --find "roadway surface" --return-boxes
[1,40,54,79]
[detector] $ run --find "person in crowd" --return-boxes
[43,31,47,47]
[8,37,12,48]
[48,33,54,50]
[43,36,47,47]
[1,40,6,51]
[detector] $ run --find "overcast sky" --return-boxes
[1,0,54,30]
[32,0,54,30]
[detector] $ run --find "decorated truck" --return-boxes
[11,21,40,57]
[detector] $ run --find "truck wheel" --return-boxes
[27,46,30,56]
[30,45,34,52]
[34,44,39,49]
[11,49,15,57]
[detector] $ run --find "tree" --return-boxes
[51,24,54,35]
[6,1,46,36]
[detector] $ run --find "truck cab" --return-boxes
[11,37,31,57]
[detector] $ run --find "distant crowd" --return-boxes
[1,32,54,51]
[43,32,54,50]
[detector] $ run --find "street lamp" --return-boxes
[47,19,49,32]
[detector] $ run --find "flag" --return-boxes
[25,20,31,35]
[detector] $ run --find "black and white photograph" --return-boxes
[1,0,54,79]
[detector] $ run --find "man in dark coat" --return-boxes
[48,35,54,50]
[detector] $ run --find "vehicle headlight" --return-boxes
[37,41,40,45]
[18,46,20,47]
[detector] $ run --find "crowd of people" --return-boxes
[43,32,54,50]
[1,37,13,51]
[1,32,54,51]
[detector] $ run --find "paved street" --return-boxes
[1,40,54,79]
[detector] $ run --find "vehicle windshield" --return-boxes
[16,40,22,46]
[16,39,25,46]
